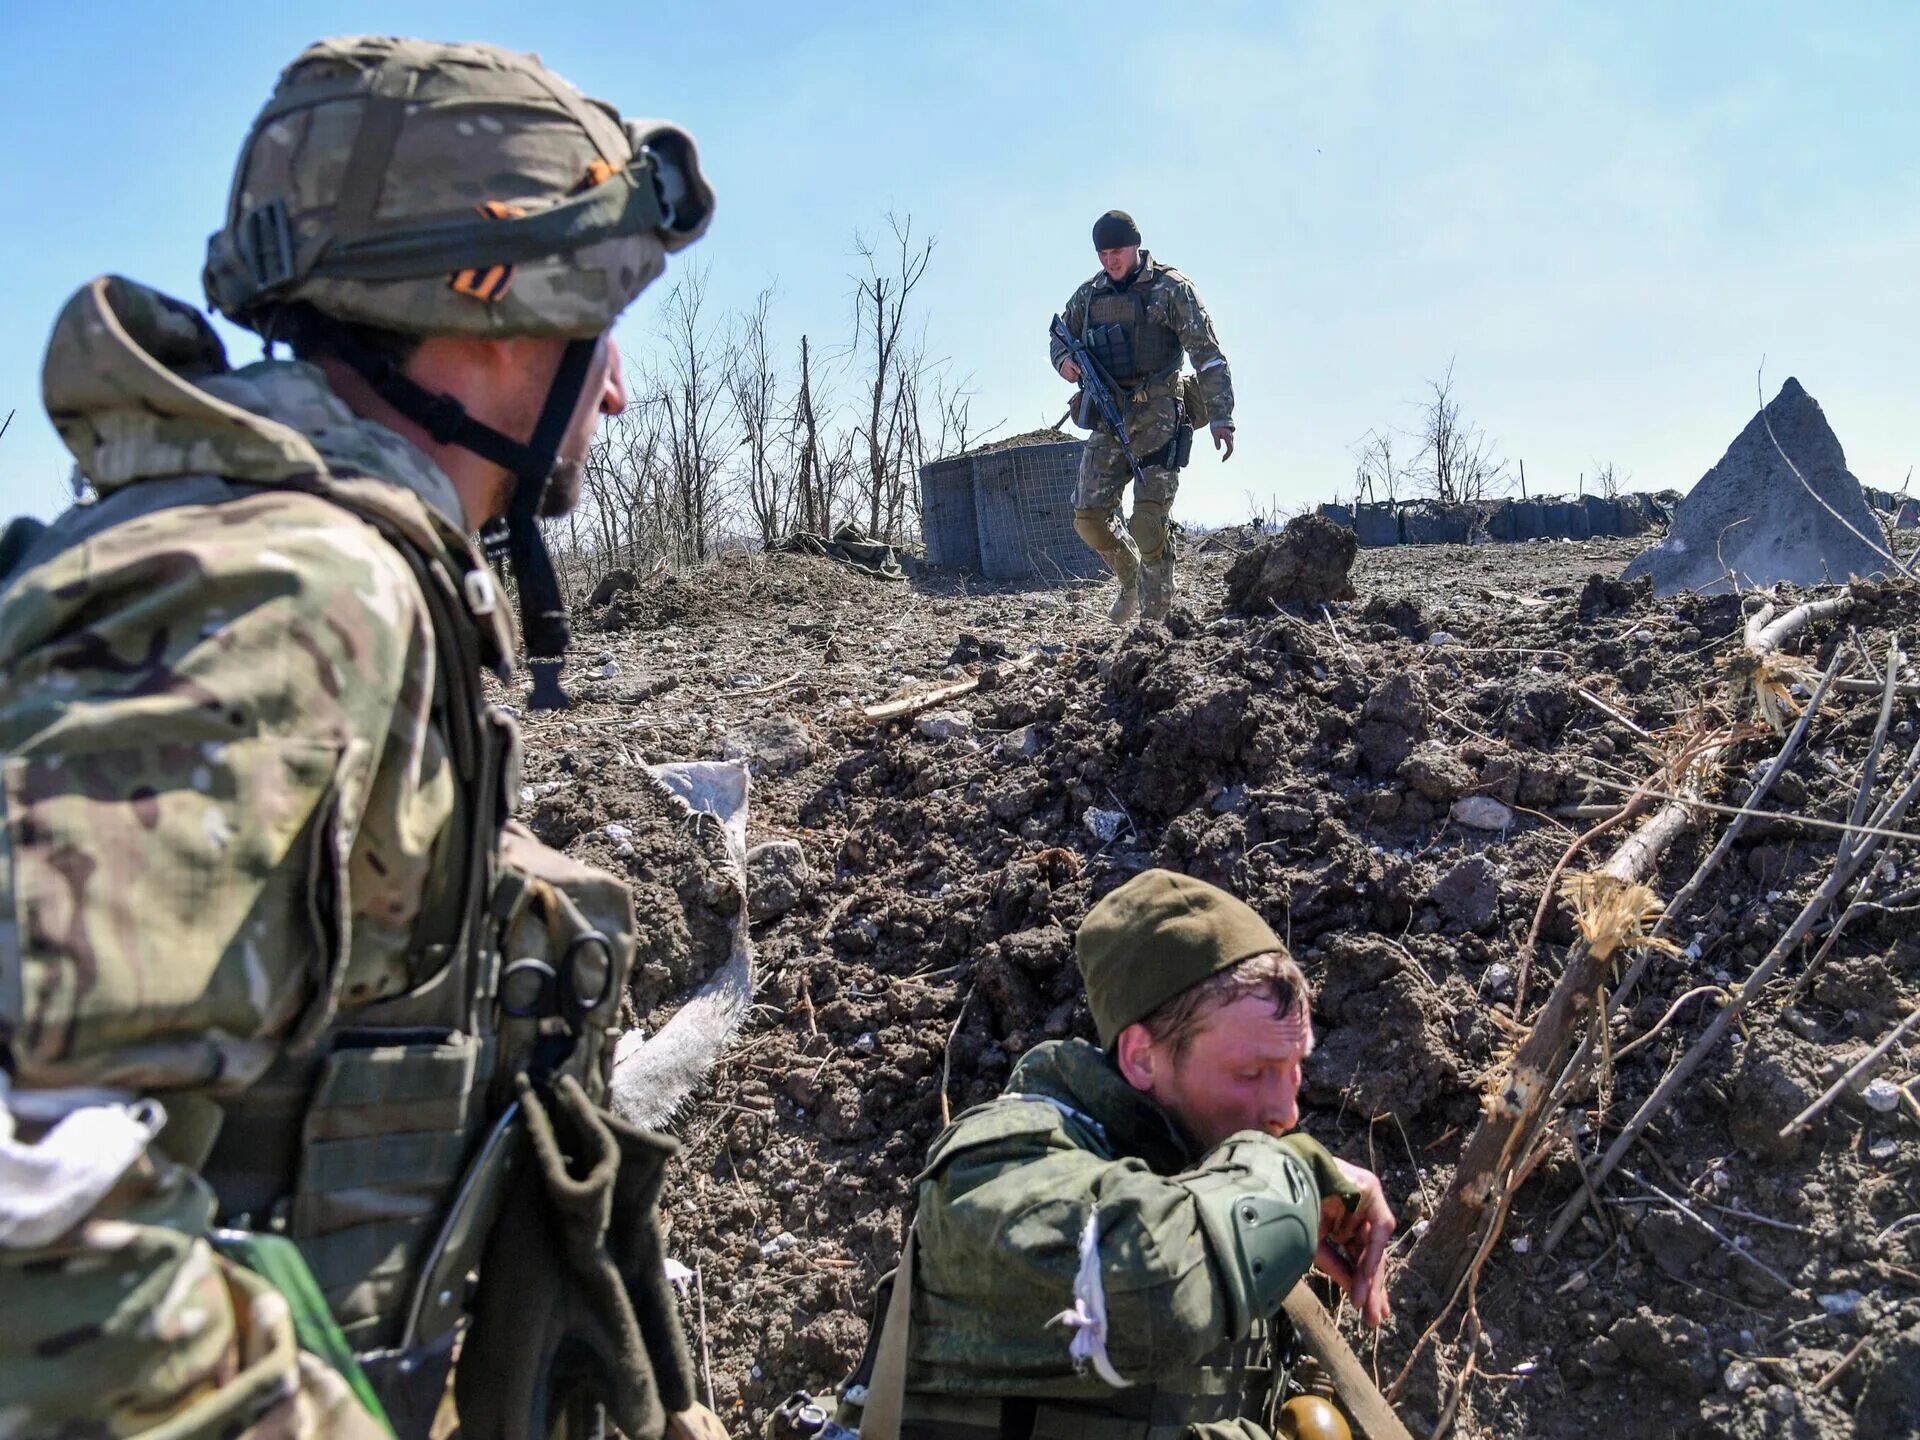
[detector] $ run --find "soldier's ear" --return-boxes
[1114,1022,1159,1091]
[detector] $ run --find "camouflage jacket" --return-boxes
[1048,253,1235,426]
[0,276,530,1438]
[907,1038,1358,1398]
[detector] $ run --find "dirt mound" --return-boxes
[967,426,1077,455]
[1223,511,1359,610]
[594,551,884,632]
[511,537,1919,1440]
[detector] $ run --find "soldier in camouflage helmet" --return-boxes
[0,37,721,1440]
[845,871,1394,1440]
[1052,212,1236,625]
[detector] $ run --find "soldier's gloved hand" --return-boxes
[1311,1155,1395,1329]
[668,1403,733,1440]
[1211,423,1235,462]
[1058,358,1082,383]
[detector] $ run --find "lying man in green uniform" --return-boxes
[850,869,1394,1440]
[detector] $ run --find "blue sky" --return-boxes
[1,1,1915,526]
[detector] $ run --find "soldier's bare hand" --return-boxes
[1058,358,1082,383]
[1311,1156,1395,1329]
[668,1404,732,1440]
[1211,424,1235,462]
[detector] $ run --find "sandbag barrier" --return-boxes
[1317,492,1678,548]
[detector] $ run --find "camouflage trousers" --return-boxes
[0,1143,387,1440]
[1073,382,1182,617]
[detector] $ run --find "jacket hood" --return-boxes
[42,275,464,532]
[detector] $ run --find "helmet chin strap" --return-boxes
[307,316,597,710]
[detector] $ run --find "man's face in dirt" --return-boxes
[1098,244,1141,282]
[1118,990,1313,1152]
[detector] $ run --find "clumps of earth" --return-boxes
[503,530,1920,1440]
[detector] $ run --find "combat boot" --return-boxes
[1107,543,1141,625]
[1139,555,1175,622]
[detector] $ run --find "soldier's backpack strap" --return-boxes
[856,1222,920,1440]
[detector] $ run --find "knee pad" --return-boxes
[1130,500,1172,562]
[1074,507,1120,555]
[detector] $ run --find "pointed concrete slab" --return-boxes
[1623,378,1891,596]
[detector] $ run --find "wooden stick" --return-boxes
[1543,743,1920,1252]
[1406,796,1699,1300]
[1282,1289,1416,1440]
[1816,1334,1873,1394]
[1619,1170,1800,1294]
[860,653,1039,722]
[1575,686,1652,740]
[1778,1005,1920,1138]
[1745,592,1855,656]
[1321,604,1358,666]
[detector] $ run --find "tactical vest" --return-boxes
[1085,271,1182,387]
[895,1326,1286,1440]
[7,463,645,1432]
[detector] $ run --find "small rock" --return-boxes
[915,710,975,741]
[1451,795,1514,830]
[1427,630,1458,647]
[722,714,816,776]
[1431,855,1500,932]
[1869,1136,1899,1162]
[603,822,634,840]
[746,840,810,922]
[596,661,620,680]
[999,725,1042,760]
[1818,1289,1864,1316]
[1084,808,1128,842]
[1484,962,1515,999]
[1722,1359,1759,1394]
[1863,1077,1902,1112]
[852,1031,878,1056]
[1764,1384,1794,1416]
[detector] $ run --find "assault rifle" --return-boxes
[1050,314,1147,488]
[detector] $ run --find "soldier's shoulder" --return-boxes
[12,484,427,642]
[921,1091,1071,1177]
[1149,262,1198,293]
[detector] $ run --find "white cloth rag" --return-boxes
[0,1085,163,1249]
[1048,1204,1130,1389]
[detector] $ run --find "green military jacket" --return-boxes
[1047,253,1235,428]
[908,1038,1358,1398]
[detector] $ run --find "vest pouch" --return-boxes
[1085,322,1134,383]
[287,1027,488,1349]
[457,1074,696,1440]
[1180,373,1209,431]
[492,820,638,1101]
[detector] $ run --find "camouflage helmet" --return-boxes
[204,36,713,339]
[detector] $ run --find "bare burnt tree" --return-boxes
[1351,426,1405,507]
[654,262,735,564]
[727,286,788,546]
[1414,360,1507,505]
[1592,460,1627,499]
[789,334,834,535]
[848,213,933,539]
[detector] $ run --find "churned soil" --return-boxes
[507,531,1920,1440]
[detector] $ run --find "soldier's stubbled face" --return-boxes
[542,334,627,518]
[1097,245,1140,282]
[1117,991,1314,1152]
